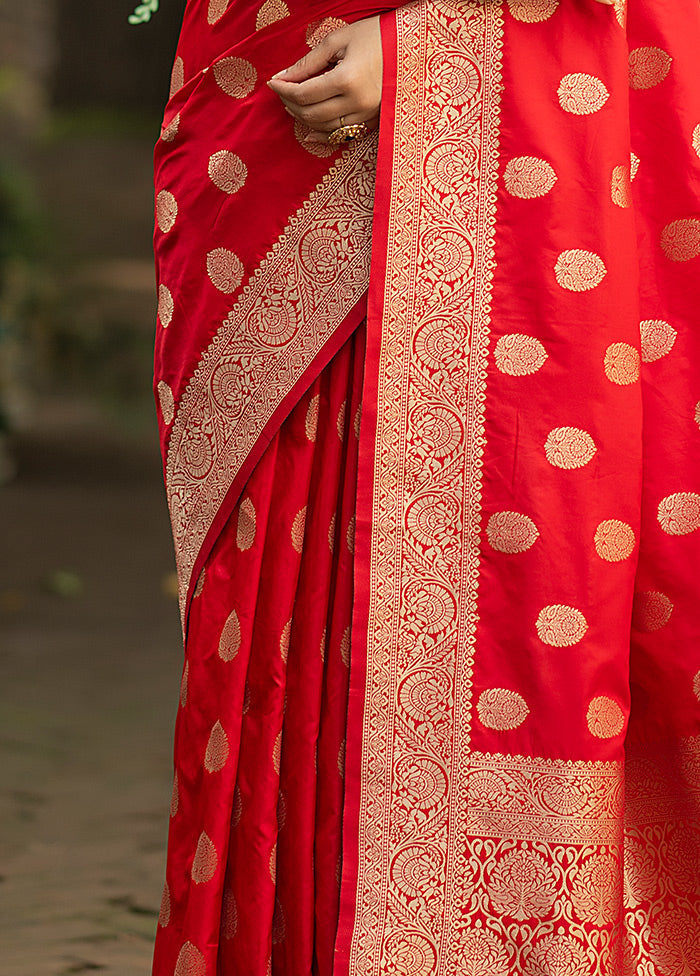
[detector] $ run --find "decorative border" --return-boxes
[165,136,377,623]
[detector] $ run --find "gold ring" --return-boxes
[328,122,368,149]
[339,115,346,127]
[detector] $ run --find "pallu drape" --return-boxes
[152,1,700,974]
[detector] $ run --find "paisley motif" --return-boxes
[174,942,205,976]
[639,319,677,362]
[255,0,289,30]
[213,56,257,98]
[628,46,672,90]
[191,831,218,884]
[204,720,229,772]
[506,0,559,22]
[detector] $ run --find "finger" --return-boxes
[592,0,614,4]
[304,114,379,145]
[277,95,363,130]
[270,34,346,85]
[268,68,344,109]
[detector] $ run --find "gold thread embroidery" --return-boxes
[486,511,539,553]
[170,771,179,817]
[273,730,282,775]
[306,18,347,47]
[503,156,557,198]
[161,112,180,143]
[628,47,672,90]
[256,0,289,31]
[158,380,175,425]
[166,139,376,621]
[221,890,238,938]
[639,318,676,362]
[477,688,530,731]
[156,190,178,233]
[594,519,635,561]
[536,604,588,647]
[174,941,205,976]
[587,697,625,739]
[213,57,257,98]
[660,218,700,262]
[207,248,244,293]
[170,57,184,99]
[291,506,306,553]
[179,662,188,708]
[305,394,320,441]
[604,342,639,385]
[191,831,217,884]
[207,0,229,25]
[554,249,607,291]
[657,491,700,536]
[208,150,248,194]
[611,164,632,208]
[158,881,170,928]
[693,124,700,160]
[494,333,548,375]
[158,284,174,327]
[632,590,673,632]
[237,497,256,551]
[506,0,559,23]
[204,720,229,772]
[630,151,640,179]
[544,426,597,469]
[280,620,291,663]
[557,73,609,115]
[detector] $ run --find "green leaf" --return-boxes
[128,0,159,24]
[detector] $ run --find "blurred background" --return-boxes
[0,3,188,972]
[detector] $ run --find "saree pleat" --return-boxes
[156,324,364,976]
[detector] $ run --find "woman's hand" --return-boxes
[267,16,382,145]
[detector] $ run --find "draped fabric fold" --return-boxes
[153,0,700,973]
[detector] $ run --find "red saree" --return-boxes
[152,1,700,974]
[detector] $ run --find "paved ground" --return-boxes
[0,407,182,975]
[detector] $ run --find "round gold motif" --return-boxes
[207,0,229,24]
[170,57,185,98]
[630,152,640,180]
[305,395,320,442]
[695,401,700,430]
[221,890,238,939]
[346,515,356,554]
[273,730,282,775]
[208,150,247,194]
[174,941,205,976]
[587,696,625,738]
[639,318,677,362]
[291,506,307,553]
[693,670,700,702]
[507,0,559,22]
[554,249,607,291]
[611,165,632,208]
[219,610,241,661]
[628,46,672,90]
[170,772,179,817]
[269,842,277,883]
[523,934,589,976]
[179,662,188,708]
[180,425,214,480]
[271,897,286,944]
[192,832,218,884]
[294,119,335,157]
[536,604,588,647]
[158,284,174,327]
[306,17,347,47]
[280,620,291,664]
[156,190,178,234]
[157,380,175,425]
[494,334,548,376]
[544,426,597,469]
[503,156,557,198]
[382,931,437,976]
[488,848,557,920]
[693,124,700,160]
[336,400,347,440]
[340,626,351,667]
[237,497,256,551]
[660,218,700,262]
[594,519,635,561]
[328,513,336,552]
[658,491,700,535]
[557,73,610,115]
[207,248,244,293]
[213,57,257,98]
[158,881,170,928]
[477,688,529,731]
[604,342,640,385]
[486,511,539,554]
[205,720,229,772]
[161,112,180,142]
[256,0,290,30]
[632,590,673,632]
[337,739,345,776]
[614,0,627,29]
